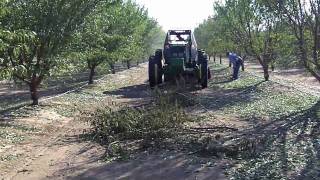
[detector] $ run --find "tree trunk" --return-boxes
[271,62,275,71]
[302,51,320,82]
[137,60,139,66]
[219,54,222,64]
[126,60,131,69]
[257,56,269,81]
[241,60,245,71]
[296,30,320,82]
[313,8,320,68]
[241,55,246,71]
[110,63,116,74]
[262,64,269,81]
[214,53,216,62]
[88,65,96,84]
[29,79,39,105]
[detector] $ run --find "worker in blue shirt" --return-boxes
[227,52,243,80]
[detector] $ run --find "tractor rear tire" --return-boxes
[155,50,163,84]
[201,61,208,89]
[149,56,157,88]
[155,49,163,60]
[164,74,173,82]
[199,52,209,89]
[148,55,163,88]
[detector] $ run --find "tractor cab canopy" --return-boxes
[164,30,198,63]
[167,30,190,45]
[164,30,197,47]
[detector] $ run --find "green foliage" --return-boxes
[0,0,10,79]
[70,0,164,82]
[195,0,320,81]
[80,93,193,161]
[7,0,102,53]
[0,0,105,104]
[228,103,320,180]
[201,63,320,179]
[83,94,190,144]
[0,0,164,103]
[207,64,319,119]
[0,29,38,80]
[277,0,320,80]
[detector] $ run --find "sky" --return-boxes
[134,0,217,31]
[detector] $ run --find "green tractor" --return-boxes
[148,30,211,88]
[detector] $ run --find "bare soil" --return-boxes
[1,64,228,180]
[0,64,131,114]
[244,61,320,96]
[1,59,319,180]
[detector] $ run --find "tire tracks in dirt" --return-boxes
[2,64,150,180]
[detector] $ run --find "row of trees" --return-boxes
[195,0,320,82]
[0,0,164,105]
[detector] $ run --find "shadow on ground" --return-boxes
[103,84,150,99]
[53,63,319,180]
[200,80,264,111]
[64,152,226,180]
[49,132,227,180]
[196,67,265,112]
[0,74,91,115]
[228,100,320,179]
[0,64,137,115]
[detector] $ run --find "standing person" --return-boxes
[226,52,243,80]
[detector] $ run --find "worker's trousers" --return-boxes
[233,61,241,80]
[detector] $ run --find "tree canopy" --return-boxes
[195,0,320,82]
[0,0,164,104]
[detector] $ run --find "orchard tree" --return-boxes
[73,1,125,84]
[221,0,280,80]
[73,0,164,82]
[276,0,320,81]
[142,21,164,56]
[0,0,11,80]
[194,18,215,59]
[196,0,320,82]
[116,0,155,68]
[196,0,280,81]
[0,0,103,105]
[85,34,125,84]
[195,17,232,60]
[73,0,140,82]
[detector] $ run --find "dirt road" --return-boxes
[244,61,320,96]
[1,64,227,180]
[0,64,132,114]
[1,61,319,180]
[217,57,320,96]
